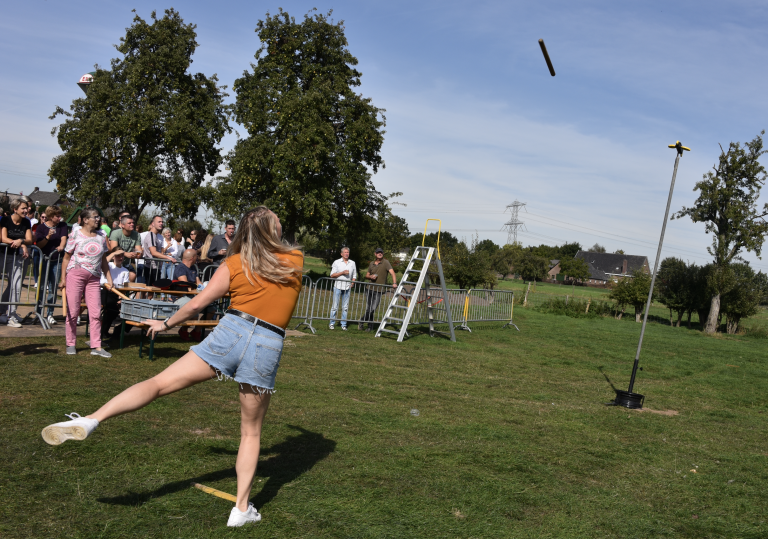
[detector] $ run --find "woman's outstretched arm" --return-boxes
[143,263,231,337]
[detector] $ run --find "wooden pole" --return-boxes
[106,285,130,300]
[538,39,556,76]
[191,482,236,503]
[523,283,531,306]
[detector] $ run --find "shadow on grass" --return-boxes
[598,366,618,392]
[97,425,335,508]
[378,324,515,341]
[0,343,59,356]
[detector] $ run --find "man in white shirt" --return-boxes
[140,215,175,286]
[99,250,131,342]
[328,247,357,330]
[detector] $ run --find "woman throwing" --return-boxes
[42,207,303,528]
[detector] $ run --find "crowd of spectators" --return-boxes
[0,199,236,348]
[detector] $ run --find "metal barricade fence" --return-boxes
[456,289,519,331]
[403,286,468,326]
[0,244,47,327]
[36,252,65,326]
[135,256,177,284]
[199,263,219,283]
[309,277,401,330]
[292,275,315,332]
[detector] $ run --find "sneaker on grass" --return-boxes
[91,348,112,358]
[41,413,99,446]
[66,346,76,355]
[227,503,262,527]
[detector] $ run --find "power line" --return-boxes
[0,168,49,180]
[395,209,768,270]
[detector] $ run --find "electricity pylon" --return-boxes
[502,200,527,244]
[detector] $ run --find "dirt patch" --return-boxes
[285,329,313,337]
[634,408,679,416]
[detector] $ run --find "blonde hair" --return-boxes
[227,206,302,285]
[199,234,214,262]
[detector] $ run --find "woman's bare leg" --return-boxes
[87,351,215,422]
[235,387,271,512]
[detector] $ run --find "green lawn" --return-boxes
[2,306,767,538]
[303,255,331,277]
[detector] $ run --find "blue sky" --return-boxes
[1,1,767,270]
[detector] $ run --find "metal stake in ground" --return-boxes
[613,141,690,409]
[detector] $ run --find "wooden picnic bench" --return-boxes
[111,285,228,360]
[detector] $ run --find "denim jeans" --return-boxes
[1,255,28,318]
[160,261,176,280]
[329,287,351,327]
[362,289,383,329]
[190,313,285,393]
[32,249,41,284]
[38,257,62,318]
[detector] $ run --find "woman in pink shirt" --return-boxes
[58,208,113,357]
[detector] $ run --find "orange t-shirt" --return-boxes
[226,250,304,329]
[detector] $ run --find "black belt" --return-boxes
[226,309,285,338]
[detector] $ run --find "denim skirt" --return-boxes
[191,313,284,393]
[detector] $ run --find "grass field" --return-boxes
[304,255,332,278]
[2,305,767,538]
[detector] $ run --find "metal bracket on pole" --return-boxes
[611,141,689,409]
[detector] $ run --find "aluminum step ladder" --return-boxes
[375,246,456,342]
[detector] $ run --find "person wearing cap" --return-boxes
[359,247,396,331]
[99,250,130,342]
[328,246,357,330]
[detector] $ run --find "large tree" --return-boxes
[657,257,690,326]
[674,132,768,333]
[211,9,386,243]
[407,231,459,252]
[443,236,492,289]
[48,9,231,219]
[515,251,549,282]
[491,243,523,278]
[558,256,591,283]
[608,270,653,322]
[720,264,768,334]
[340,192,410,271]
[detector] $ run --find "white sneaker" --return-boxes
[76,316,81,325]
[227,503,262,527]
[41,413,99,446]
[47,315,57,326]
[7,318,21,328]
